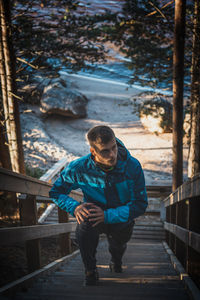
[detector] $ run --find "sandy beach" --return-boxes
[20,73,189,186]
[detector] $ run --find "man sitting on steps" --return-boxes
[49,125,148,286]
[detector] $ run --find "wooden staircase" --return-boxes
[1,164,199,299]
[132,196,166,241]
[133,215,165,241]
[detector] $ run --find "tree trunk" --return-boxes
[0,25,11,169]
[188,0,200,178]
[172,0,186,191]
[0,0,25,174]
[0,116,11,169]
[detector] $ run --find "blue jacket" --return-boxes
[49,139,148,224]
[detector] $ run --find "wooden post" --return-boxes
[169,205,172,249]
[175,203,178,256]
[58,208,71,256]
[19,195,41,272]
[185,199,190,272]
[172,0,186,191]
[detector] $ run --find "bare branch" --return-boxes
[8,91,23,101]
[16,57,39,69]
[146,1,174,18]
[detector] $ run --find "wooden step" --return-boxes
[134,225,164,230]
[12,239,190,300]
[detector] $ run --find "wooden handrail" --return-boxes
[0,166,74,272]
[163,174,200,282]
[0,167,52,197]
[0,166,172,200]
[0,166,83,202]
[164,173,200,207]
[164,222,200,254]
[39,157,69,183]
[0,222,76,246]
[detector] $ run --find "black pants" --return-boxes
[75,220,134,272]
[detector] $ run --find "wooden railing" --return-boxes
[0,167,80,274]
[163,174,200,288]
[0,163,171,284]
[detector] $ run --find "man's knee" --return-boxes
[76,220,95,232]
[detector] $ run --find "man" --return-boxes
[49,125,148,286]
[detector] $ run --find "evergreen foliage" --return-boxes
[11,0,194,95]
[107,0,193,90]
[11,0,116,101]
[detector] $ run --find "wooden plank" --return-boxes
[164,174,200,207]
[19,194,53,203]
[0,167,171,201]
[189,231,200,254]
[164,222,188,244]
[70,190,83,202]
[35,191,82,204]
[19,195,38,226]
[0,222,77,245]
[164,222,200,254]
[40,157,69,183]
[175,225,189,245]
[0,167,52,197]
[146,185,172,193]
[146,185,171,199]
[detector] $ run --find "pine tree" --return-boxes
[0,0,25,173]
[188,0,200,178]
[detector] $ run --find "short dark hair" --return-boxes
[87,126,115,147]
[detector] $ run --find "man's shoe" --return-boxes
[109,261,122,273]
[84,269,99,286]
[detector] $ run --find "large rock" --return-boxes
[40,79,88,118]
[139,96,173,134]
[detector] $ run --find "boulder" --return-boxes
[40,79,88,118]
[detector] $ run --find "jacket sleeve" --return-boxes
[104,161,148,224]
[49,166,80,217]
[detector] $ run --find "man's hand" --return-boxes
[88,205,104,227]
[74,203,92,224]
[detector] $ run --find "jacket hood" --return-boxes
[116,138,130,161]
[112,138,131,172]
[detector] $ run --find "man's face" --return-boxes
[90,138,118,167]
